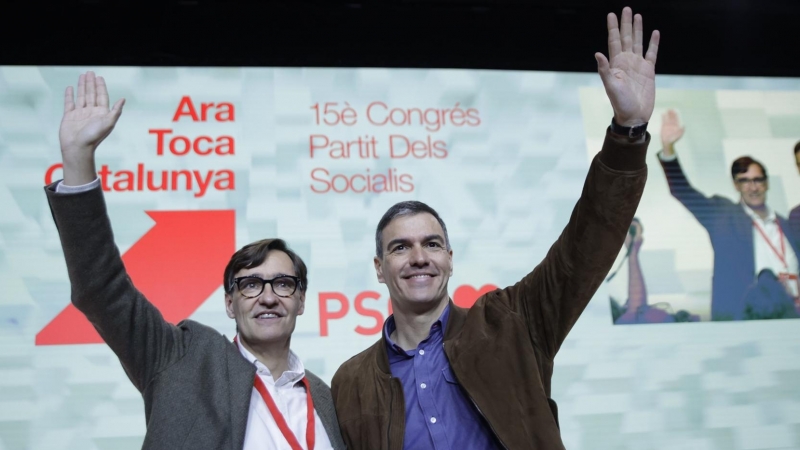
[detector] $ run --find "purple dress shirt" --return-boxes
[384,305,501,450]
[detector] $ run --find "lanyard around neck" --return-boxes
[234,337,315,450]
[753,220,787,269]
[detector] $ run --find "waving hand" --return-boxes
[595,7,660,128]
[59,71,125,186]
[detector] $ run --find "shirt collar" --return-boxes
[384,303,451,359]
[235,334,305,387]
[741,201,776,224]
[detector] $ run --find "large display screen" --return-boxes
[2,66,799,449]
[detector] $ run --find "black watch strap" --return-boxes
[610,117,648,138]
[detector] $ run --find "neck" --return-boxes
[389,298,449,351]
[238,335,292,382]
[749,203,769,220]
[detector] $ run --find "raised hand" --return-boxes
[595,7,660,128]
[624,219,644,253]
[660,109,685,156]
[59,71,125,186]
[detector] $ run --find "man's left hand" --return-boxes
[596,7,660,127]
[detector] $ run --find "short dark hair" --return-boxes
[223,239,308,295]
[375,201,451,258]
[731,156,768,180]
[794,141,800,155]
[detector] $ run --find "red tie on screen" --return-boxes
[234,337,315,450]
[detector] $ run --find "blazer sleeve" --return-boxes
[659,155,721,230]
[789,205,800,243]
[497,129,648,361]
[45,182,190,392]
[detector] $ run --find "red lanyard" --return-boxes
[234,337,315,450]
[753,220,787,269]
[253,375,315,450]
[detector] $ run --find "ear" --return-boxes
[374,256,385,284]
[225,293,236,319]
[297,291,306,316]
[448,249,454,277]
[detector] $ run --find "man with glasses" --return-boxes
[659,109,800,320]
[44,71,346,449]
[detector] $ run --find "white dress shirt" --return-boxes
[741,203,800,297]
[236,338,334,450]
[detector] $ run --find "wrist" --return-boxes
[613,115,648,128]
[610,117,648,139]
[61,153,97,186]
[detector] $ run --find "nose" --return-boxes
[256,285,280,307]
[409,244,429,267]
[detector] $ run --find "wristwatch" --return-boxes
[610,117,648,139]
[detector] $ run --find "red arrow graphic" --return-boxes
[36,210,235,346]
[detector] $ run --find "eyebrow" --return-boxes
[238,272,295,279]
[385,234,445,250]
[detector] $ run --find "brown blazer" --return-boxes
[331,129,650,450]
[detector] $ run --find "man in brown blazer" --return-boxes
[45,72,346,450]
[331,7,658,450]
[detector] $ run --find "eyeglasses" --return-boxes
[735,176,767,187]
[232,275,300,298]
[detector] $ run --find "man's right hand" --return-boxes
[624,219,644,254]
[59,71,125,186]
[660,109,684,157]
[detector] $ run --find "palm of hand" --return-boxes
[606,53,656,126]
[60,107,116,151]
[661,120,684,145]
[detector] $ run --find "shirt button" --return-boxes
[419,349,425,355]
[420,383,427,389]
[430,417,437,424]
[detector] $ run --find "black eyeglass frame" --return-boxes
[231,275,301,298]
[734,176,768,186]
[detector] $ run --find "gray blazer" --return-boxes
[45,183,346,450]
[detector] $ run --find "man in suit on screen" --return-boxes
[658,110,800,320]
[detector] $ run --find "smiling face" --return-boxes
[374,213,453,313]
[733,163,769,210]
[225,250,305,350]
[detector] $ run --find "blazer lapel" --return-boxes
[226,338,256,450]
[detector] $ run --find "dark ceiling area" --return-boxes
[4,0,800,78]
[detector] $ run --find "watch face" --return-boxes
[629,124,648,138]
[611,119,647,138]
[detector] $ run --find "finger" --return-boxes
[645,29,660,65]
[109,98,126,122]
[633,14,643,56]
[594,52,609,78]
[76,73,86,108]
[96,76,110,108]
[64,86,75,113]
[620,7,633,53]
[607,13,622,61]
[595,52,611,80]
[86,71,97,107]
